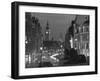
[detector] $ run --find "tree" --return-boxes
[68,21,75,37]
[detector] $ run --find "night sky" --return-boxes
[31,12,76,41]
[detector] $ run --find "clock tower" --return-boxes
[45,22,50,41]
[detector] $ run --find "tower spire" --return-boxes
[46,21,49,30]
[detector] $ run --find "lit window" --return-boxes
[75,39,77,41]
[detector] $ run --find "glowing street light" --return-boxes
[60,45,63,48]
[25,40,28,44]
[40,47,43,50]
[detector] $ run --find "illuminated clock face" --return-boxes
[46,31,49,34]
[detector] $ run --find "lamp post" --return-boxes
[39,47,43,67]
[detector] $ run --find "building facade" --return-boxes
[73,15,89,57]
[25,14,43,68]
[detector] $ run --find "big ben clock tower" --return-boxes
[45,22,50,41]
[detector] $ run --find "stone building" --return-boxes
[73,15,89,57]
[25,13,43,67]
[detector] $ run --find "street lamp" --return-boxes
[25,40,28,44]
[60,45,63,48]
[39,47,43,67]
[40,47,43,50]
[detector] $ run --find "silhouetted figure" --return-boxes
[68,48,80,64]
[78,55,86,64]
